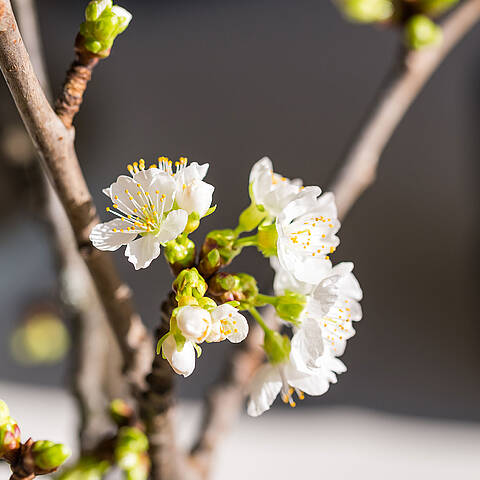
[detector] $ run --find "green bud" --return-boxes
[80,1,132,55]
[0,417,21,457]
[418,0,459,16]
[199,229,241,277]
[340,0,394,23]
[235,273,259,309]
[110,399,133,426]
[238,203,266,232]
[405,15,442,50]
[173,268,208,299]
[0,400,9,424]
[32,441,71,471]
[116,427,149,455]
[275,291,306,326]
[124,452,150,480]
[206,248,221,269]
[164,236,196,274]
[58,457,111,480]
[263,330,291,365]
[256,224,278,257]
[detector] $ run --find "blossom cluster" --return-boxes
[90,156,363,416]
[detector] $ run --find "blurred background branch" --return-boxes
[330,0,480,219]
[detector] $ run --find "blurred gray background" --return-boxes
[0,0,478,421]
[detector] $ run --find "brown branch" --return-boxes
[139,292,180,480]
[189,1,480,477]
[0,0,153,396]
[10,0,127,451]
[329,0,480,220]
[54,34,101,128]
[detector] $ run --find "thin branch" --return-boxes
[329,0,480,219]
[189,1,480,476]
[0,0,153,396]
[10,0,126,451]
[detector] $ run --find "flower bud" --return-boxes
[339,0,394,23]
[173,268,208,299]
[80,0,132,55]
[405,15,442,50]
[110,399,134,426]
[275,291,306,326]
[161,335,196,377]
[164,236,196,275]
[57,457,110,480]
[116,427,148,454]
[418,0,459,16]
[0,417,21,457]
[32,440,71,471]
[176,306,212,343]
[263,330,291,365]
[198,230,241,277]
[256,224,278,257]
[124,452,150,480]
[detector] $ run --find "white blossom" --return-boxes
[162,335,196,378]
[272,257,363,361]
[249,157,320,218]
[276,189,340,283]
[166,303,249,377]
[247,340,346,417]
[90,159,188,269]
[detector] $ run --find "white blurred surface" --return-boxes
[0,382,479,479]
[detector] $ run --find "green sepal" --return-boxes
[237,202,266,233]
[156,332,171,355]
[193,343,202,358]
[203,205,217,218]
[263,330,291,365]
[256,224,278,257]
[274,290,306,326]
[197,297,217,311]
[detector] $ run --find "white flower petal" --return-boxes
[147,172,177,212]
[177,306,211,343]
[288,370,330,397]
[156,209,188,244]
[109,175,143,216]
[89,219,137,251]
[247,364,282,417]
[162,336,196,377]
[291,318,324,372]
[125,235,161,270]
[175,179,214,216]
[211,304,249,343]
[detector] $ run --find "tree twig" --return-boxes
[189,1,480,477]
[329,0,480,219]
[10,0,127,451]
[0,0,153,396]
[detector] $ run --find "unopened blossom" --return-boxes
[90,159,188,269]
[276,189,340,284]
[163,303,249,377]
[247,342,346,417]
[272,257,363,361]
[249,157,320,218]
[162,335,196,378]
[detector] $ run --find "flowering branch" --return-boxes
[329,0,480,219]
[0,0,153,394]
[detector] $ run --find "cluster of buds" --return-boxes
[335,0,459,49]
[80,0,132,56]
[1,399,71,476]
